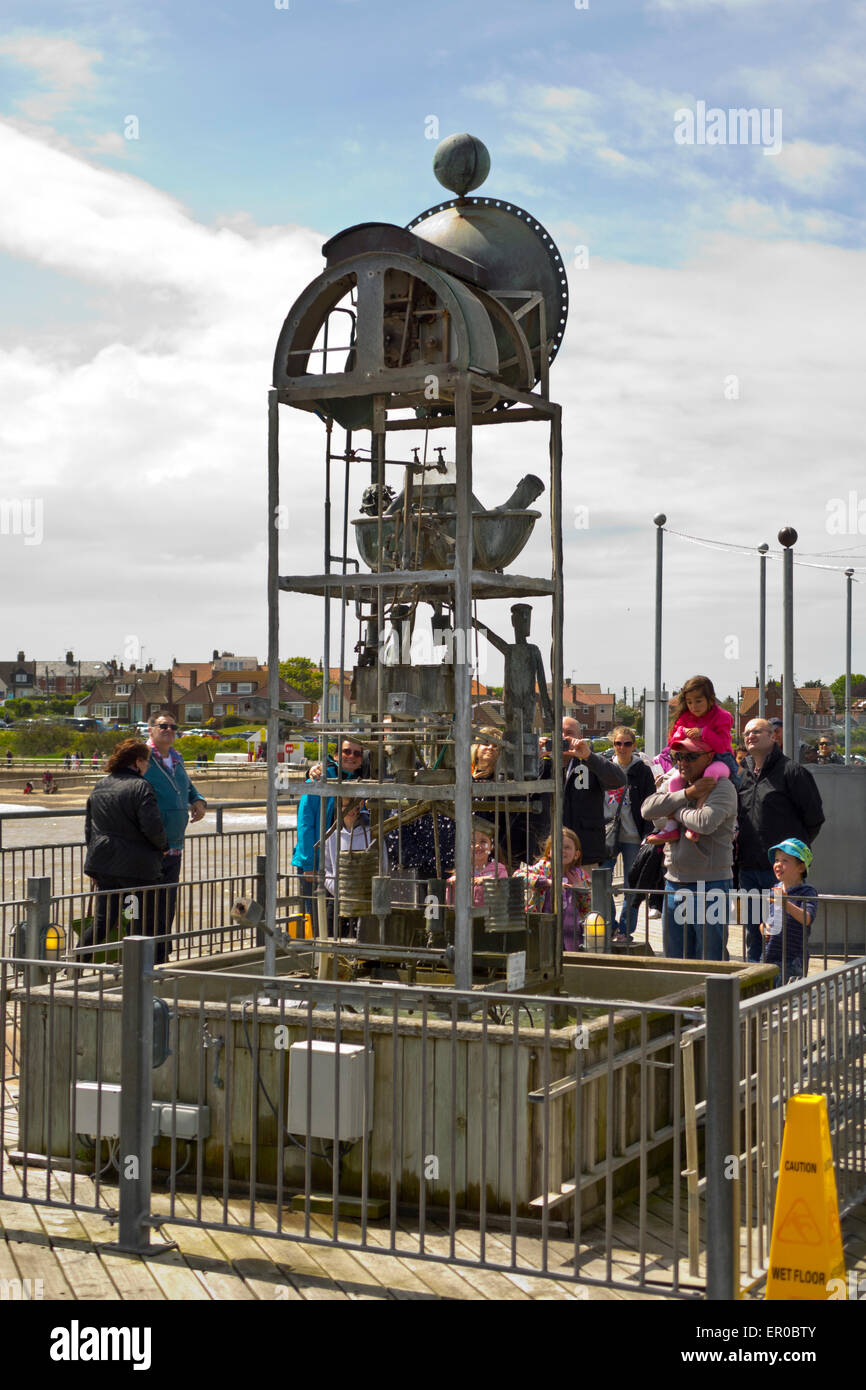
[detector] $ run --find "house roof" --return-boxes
[172,662,215,691]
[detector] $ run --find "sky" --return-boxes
[0,0,864,701]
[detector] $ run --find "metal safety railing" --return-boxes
[591,863,866,971]
[2,940,719,1298]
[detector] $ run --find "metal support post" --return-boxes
[115,936,155,1254]
[590,866,613,952]
[24,876,50,991]
[845,568,854,765]
[254,853,267,947]
[705,975,740,1300]
[779,528,797,759]
[453,375,474,993]
[758,543,768,719]
[651,514,666,758]
[265,389,280,983]
[550,407,564,965]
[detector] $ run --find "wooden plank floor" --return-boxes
[3,1080,864,1303]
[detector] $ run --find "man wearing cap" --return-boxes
[760,838,818,983]
[641,734,738,961]
[737,718,824,963]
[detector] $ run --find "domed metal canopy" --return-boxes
[407,196,569,375]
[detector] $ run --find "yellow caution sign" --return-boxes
[766,1094,846,1299]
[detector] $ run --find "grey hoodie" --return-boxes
[641,775,737,883]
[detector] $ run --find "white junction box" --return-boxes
[287,1041,374,1142]
[72,1083,209,1143]
[72,1081,122,1138]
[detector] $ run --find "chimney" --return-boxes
[212,649,219,662]
[65,650,73,667]
[16,651,24,663]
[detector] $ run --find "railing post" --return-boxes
[254,853,267,950]
[591,866,613,951]
[705,975,740,1300]
[24,876,51,990]
[115,935,155,1253]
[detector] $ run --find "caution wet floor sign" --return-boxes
[766,1095,846,1300]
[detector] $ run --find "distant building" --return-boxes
[78,666,183,724]
[736,680,826,738]
[34,656,110,697]
[177,670,314,727]
[558,683,615,737]
[0,653,37,700]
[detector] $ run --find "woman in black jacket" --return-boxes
[602,727,657,942]
[82,740,167,956]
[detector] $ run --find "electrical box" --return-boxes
[71,1083,209,1144]
[156,1103,210,1141]
[72,1081,122,1138]
[287,1041,374,1141]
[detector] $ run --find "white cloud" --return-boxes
[764,139,865,195]
[0,34,102,122]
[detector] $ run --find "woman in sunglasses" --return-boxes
[602,726,656,941]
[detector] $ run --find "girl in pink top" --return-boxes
[446,827,509,905]
[648,675,737,844]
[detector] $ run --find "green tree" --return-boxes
[615,703,643,736]
[830,674,866,707]
[802,679,827,689]
[278,657,323,701]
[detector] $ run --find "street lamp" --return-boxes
[651,513,666,758]
[757,544,769,718]
[845,568,854,765]
[778,527,798,756]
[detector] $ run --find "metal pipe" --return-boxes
[845,568,854,765]
[758,544,769,719]
[651,514,666,758]
[705,975,739,1299]
[453,375,474,993]
[115,935,155,1253]
[551,407,564,960]
[265,390,280,982]
[779,528,797,758]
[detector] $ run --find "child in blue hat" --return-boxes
[759,838,818,984]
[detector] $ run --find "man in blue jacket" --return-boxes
[292,735,365,920]
[144,709,207,962]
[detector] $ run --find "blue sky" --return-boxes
[0,0,864,696]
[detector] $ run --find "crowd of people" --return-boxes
[291,669,828,982]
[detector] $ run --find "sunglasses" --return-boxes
[672,751,703,764]
[613,741,634,747]
[156,724,178,732]
[341,748,363,758]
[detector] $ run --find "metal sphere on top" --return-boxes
[778,526,798,548]
[758,543,769,554]
[653,513,667,528]
[845,567,855,578]
[432,133,491,196]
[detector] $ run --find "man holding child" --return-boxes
[641,733,738,961]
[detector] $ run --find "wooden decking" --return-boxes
[2,1087,864,1300]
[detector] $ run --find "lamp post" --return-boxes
[779,527,797,757]
[652,513,666,757]
[845,567,854,765]
[758,543,769,718]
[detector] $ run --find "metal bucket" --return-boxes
[482,877,525,932]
